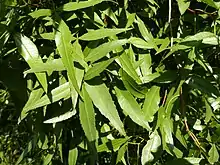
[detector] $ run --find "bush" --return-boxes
[0,0,220,164]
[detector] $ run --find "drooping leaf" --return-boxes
[79,28,131,41]
[79,85,97,142]
[14,33,47,92]
[54,16,82,97]
[141,131,161,164]
[136,16,157,49]
[142,86,160,122]
[85,39,128,63]
[85,82,126,136]
[115,87,151,131]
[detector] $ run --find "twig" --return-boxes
[168,0,173,47]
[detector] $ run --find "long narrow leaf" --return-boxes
[14,33,47,92]
[85,82,126,136]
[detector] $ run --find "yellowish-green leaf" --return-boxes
[55,17,82,97]
[141,131,161,164]
[23,82,71,112]
[85,82,126,136]
[43,110,76,124]
[208,144,219,164]
[29,9,52,18]
[85,57,116,80]
[115,87,151,131]
[68,148,78,165]
[14,33,47,92]
[85,39,128,63]
[79,85,97,142]
[142,86,160,122]
[79,28,131,41]
[59,0,104,11]
[129,37,155,49]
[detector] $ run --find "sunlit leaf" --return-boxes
[79,28,131,41]
[59,0,104,11]
[115,87,151,131]
[85,39,128,63]
[141,131,161,164]
[55,16,82,97]
[14,33,47,92]
[79,85,97,142]
[68,148,78,165]
[85,82,126,136]
[142,86,160,122]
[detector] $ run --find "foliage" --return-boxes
[1,0,220,164]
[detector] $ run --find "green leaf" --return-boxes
[68,148,78,165]
[115,87,151,131]
[205,99,213,124]
[116,142,128,164]
[161,118,174,151]
[182,32,215,43]
[102,7,118,25]
[29,9,52,18]
[129,37,155,49]
[5,0,17,6]
[16,137,37,165]
[118,52,142,84]
[85,82,126,136]
[184,157,202,165]
[201,0,218,9]
[55,17,82,97]
[141,131,161,164]
[43,110,76,124]
[59,0,104,11]
[19,83,44,122]
[177,0,190,15]
[141,72,160,83]
[79,28,131,41]
[142,86,160,122]
[97,138,129,152]
[136,16,157,49]
[24,59,65,74]
[72,40,88,70]
[120,70,145,98]
[208,144,219,164]
[14,33,47,92]
[153,70,178,83]
[23,82,70,112]
[189,75,220,97]
[43,153,53,165]
[79,85,97,142]
[85,57,116,80]
[139,54,152,77]
[85,39,128,63]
